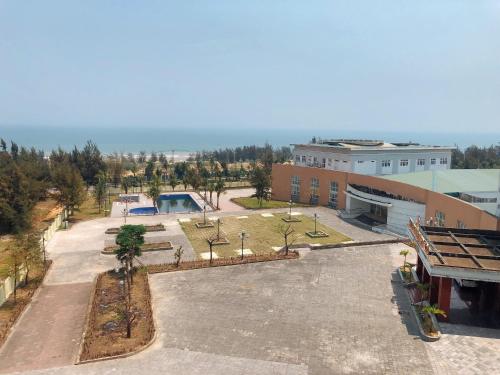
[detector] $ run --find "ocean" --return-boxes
[0,126,498,154]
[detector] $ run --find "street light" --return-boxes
[239,231,248,260]
[288,199,293,220]
[313,213,319,234]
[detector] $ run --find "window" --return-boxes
[430,158,436,165]
[295,155,300,163]
[291,176,300,202]
[357,160,364,164]
[435,211,446,227]
[310,177,319,204]
[329,181,338,209]
[440,157,447,165]
[301,155,306,163]
[400,159,409,167]
[417,159,426,166]
[327,158,332,167]
[381,160,391,168]
[457,220,466,229]
[321,158,326,168]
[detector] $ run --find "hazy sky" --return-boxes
[1,0,499,133]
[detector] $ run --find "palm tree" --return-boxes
[400,249,410,281]
[146,175,161,214]
[208,181,215,204]
[169,174,178,191]
[215,179,226,210]
[421,304,447,333]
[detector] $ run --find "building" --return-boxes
[409,220,500,326]
[272,164,500,235]
[292,139,454,176]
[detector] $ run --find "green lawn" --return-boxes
[231,197,308,210]
[180,212,351,259]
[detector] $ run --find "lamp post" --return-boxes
[122,198,130,224]
[203,205,207,225]
[313,213,318,234]
[288,199,293,220]
[239,231,248,260]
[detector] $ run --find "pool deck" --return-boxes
[110,192,212,218]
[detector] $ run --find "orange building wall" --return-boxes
[271,163,499,231]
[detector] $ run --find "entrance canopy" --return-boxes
[409,220,500,282]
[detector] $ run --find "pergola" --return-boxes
[408,219,500,321]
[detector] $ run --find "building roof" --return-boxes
[383,169,500,194]
[409,220,500,281]
[292,139,454,152]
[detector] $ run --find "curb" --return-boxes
[75,275,98,364]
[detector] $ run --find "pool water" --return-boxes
[157,194,202,213]
[129,207,159,215]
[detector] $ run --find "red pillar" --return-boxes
[437,277,452,322]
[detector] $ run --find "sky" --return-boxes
[1,0,500,134]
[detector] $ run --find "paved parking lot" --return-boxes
[151,243,433,374]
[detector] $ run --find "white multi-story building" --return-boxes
[292,139,454,176]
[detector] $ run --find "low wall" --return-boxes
[0,208,69,306]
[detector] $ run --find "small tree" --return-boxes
[146,175,161,214]
[174,246,184,267]
[250,165,271,207]
[115,224,146,286]
[277,223,298,255]
[182,176,189,191]
[207,236,216,265]
[5,245,23,303]
[421,304,447,333]
[208,181,215,204]
[52,162,86,210]
[169,174,178,191]
[16,231,42,286]
[93,173,107,213]
[215,178,226,210]
[400,249,410,280]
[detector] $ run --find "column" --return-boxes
[437,277,452,322]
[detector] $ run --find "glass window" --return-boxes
[382,160,391,168]
[431,158,436,165]
[400,159,409,167]
[321,158,326,168]
[329,181,338,209]
[301,155,306,163]
[435,211,446,227]
[295,155,300,163]
[417,159,426,166]
[440,157,447,165]
[291,176,300,202]
[310,177,319,204]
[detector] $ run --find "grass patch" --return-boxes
[231,197,307,209]
[79,270,154,362]
[71,193,120,222]
[102,242,173,254]
[180,212,351,259]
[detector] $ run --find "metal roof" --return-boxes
[383,169,500,194]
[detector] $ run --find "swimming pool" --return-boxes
[157,193,202,213]
[129,207,159,215]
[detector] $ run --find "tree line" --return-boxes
[451,144,500,169]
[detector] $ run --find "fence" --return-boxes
[0,208,69,306]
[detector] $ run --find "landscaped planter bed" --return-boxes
[305,231,329,238]
[102,242,173,255]
[78,270,155,362]
[195,222,215,229]
[147,251,299,274]
[105,224,165,235]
